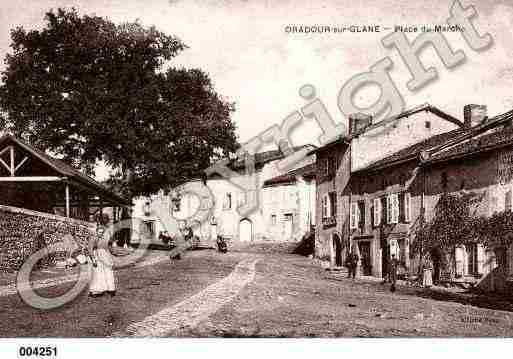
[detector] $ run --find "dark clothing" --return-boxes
[345,253,359,279]
[389,257,399,291]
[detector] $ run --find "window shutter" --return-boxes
[327,194,332,218]
[373,198,381,226]
[395,193,400,223]
[350,202,358,229]
[404,192,411,223]
[398,192,405,223]
[322,195,327,219]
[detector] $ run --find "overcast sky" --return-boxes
[1,0,513,179]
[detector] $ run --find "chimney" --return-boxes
[349,113,373,135]
[463,104,487,128]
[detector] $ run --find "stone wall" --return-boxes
[0,205,95,272]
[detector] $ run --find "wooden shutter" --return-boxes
[404,192,411,223]
[392,193,399,224]
[373,198,381,226]
[350,202,358,229]
[398,192,405,223]
[322,195,328,219]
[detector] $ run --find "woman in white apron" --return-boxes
[422,256,433,288]
[88,225,116,297]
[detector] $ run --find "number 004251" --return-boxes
[19,347,57,356]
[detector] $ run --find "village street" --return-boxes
[1,243,513,338]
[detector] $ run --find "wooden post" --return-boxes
[65,184,70,218]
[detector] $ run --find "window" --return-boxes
[350,202,359,229]
[386,193,399,224]
[404,192,411,223]
[284,213,293,222]
[329,192,337,217]
[425,121,431,129]
[223,192,232,210]
[172,198,181,212]
[467,244,478,275]
[144,221,155,237]
[271,214,277,225]
[322,192,337,219]
[358,200,365,229]
[506,189,512,212]
[322,194,329,219]
[373,198,382,226]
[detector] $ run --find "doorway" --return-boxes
[358,241,372,276]
[239,218,253,242]
[333,234,344,267]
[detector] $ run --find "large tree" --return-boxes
[0,8,238,197]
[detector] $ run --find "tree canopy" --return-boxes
[0,8,238,197]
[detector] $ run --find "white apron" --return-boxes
[423,268,433,287]
[90,248,115,294]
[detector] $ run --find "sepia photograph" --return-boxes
[1,0,513,356]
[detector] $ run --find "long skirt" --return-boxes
[90,248,115,294]
[423,269,433,287]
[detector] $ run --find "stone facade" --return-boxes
[313,140,351,265]
[0,205,95,272]
[313,104,462,270]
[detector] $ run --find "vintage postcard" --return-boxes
[0,0,512,356]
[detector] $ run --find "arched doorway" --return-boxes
[239,218,253,242]
[332,233,344,267]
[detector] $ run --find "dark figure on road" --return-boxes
[389,254,400,292]
[345,251,359,280]
[216,235,228,253]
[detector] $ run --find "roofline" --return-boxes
[353,108,513,174]
[422,137,513,167]
[309,103,462,156]
[352,154,419,175]
[0,134,131,206]
[307,137,349,155]
[424,108,513,158]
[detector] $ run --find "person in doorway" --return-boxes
[345,249,359,280]
[389,253,400,292]
[88,225,116,298]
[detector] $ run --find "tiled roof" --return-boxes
[308,103,462,155]
[230,144,315,170]
[263,163,316,187]
[0,134,130,206]
[355,108,513,172]
[354,128,467,173]
[427,123,513,163]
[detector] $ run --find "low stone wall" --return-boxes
[0,205,95,273]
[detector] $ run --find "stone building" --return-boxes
[312,104,463,269]
[261,163,316,241]
[132,145,316,243]
[339,104,513,293]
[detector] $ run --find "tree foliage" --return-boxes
[413,191,513,266]
[0,8,238,196]
[412,192,481,260]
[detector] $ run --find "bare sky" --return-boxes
[1,0,513,178]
